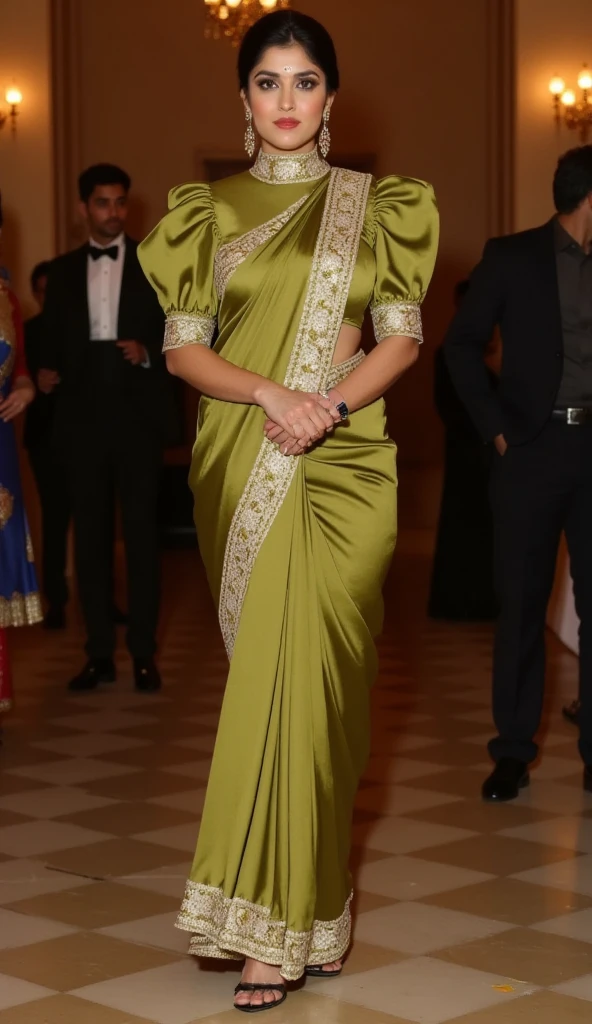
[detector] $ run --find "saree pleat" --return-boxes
[180,394,397,978]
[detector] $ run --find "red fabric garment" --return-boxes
[0,628,13,712]
[7,289,28,381]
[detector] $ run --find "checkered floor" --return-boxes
[1,533,591,1023]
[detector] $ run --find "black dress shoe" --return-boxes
[43,607,66,630]
[482,758,529,802]
[112,606,129,626]
[134,658,162,693]
[68,658,116,692]
[563,700,580,726]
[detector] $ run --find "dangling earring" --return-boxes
[319,108,331,159]
[245,109,256,159]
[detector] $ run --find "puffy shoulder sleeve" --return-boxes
[371,175,439,344]
[138,182,219,351]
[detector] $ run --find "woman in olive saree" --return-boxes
[139,11,438,1012]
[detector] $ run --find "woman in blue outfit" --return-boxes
[0,191,42,712]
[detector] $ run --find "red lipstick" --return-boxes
[274,118,300,130]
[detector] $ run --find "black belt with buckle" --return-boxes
[551,407,592,425]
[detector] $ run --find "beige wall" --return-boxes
[54,0,510,484]
[0,0,54,316]
[515,0,590,229]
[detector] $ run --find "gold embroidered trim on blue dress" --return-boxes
[0,591,43,628]
[177,880,352,982]
[163,312,216,351]
[371,301,423,343]
[0,486,14,529]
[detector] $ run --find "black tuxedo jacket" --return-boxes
[444,221,564,445]
[42,237,171,449]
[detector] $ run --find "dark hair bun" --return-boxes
[238,10,339,93]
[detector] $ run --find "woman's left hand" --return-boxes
[0,378,35,423]
[264,419,307,457]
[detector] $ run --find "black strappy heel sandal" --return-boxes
[305,963,343,978]
[233,982,287,1013]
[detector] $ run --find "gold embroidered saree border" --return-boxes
[0,591,43,628]
[326,350,365,390]
[371,301,423,343]
[214,196,308,301]
[162,312,216,352]
[177,880,352,982]
[218,168,372,658]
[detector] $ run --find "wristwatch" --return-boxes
[320,389,349,422]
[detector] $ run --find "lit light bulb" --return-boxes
[204,0,220,5]
[5,87,22,106]
[561,89,576,107]
[259,0,278,8]
[218,3,229,17]
[549,76,565,96]
[226,0,242,7]
[578,66,592,90]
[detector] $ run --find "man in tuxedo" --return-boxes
[445,145,592,801]
[24,262,71,629]
[41,164,167,692]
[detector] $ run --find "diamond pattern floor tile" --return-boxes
[1,541,586,1022]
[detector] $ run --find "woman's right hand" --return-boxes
[254,382,340,445]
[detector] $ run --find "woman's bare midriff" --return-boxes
[332,322,362,366]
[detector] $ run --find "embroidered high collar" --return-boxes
[250,147,330,185]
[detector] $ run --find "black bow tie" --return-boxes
[88,245,119,261]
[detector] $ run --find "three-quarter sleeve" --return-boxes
[371,175,439,344]
[138,182,219,352]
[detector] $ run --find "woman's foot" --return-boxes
[234,959,286,1011]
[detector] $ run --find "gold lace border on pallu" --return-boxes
[177,881,353,982]
[218,167,372,660]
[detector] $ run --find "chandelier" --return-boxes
[549,64,592,143]
[203,0,292,46]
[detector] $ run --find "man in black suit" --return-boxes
[41,164,167,692]
[445,145,592,801]
[24,262,71,629]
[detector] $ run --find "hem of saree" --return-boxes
[176,880,352,981]
[0,591,42,628]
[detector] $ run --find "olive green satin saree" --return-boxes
[176,168,398,980]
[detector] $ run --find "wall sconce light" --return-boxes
[549,65,592,143]
[0,86,23,136]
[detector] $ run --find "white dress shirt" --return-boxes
[88,232,125,341]
[87,233,149,366]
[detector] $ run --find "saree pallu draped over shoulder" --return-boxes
[172,168,398,980]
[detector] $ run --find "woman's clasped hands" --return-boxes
[257,383,341,457]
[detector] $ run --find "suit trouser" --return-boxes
[489,419,592,765]
[68,430,162,660]
[28,443,71,611]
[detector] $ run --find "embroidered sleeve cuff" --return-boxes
[371,302,423,344]
[163,312,216,352]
